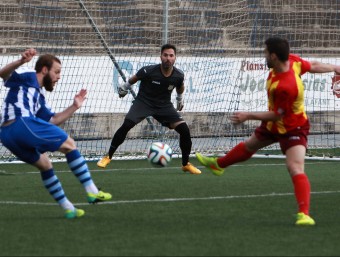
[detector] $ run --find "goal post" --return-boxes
[1,0,340,161]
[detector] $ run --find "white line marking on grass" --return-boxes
[0,201,56,206]
[1,190,339,206]
[0,169,17,173]
[5,161,335,175]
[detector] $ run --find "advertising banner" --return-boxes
[0,56,338,113]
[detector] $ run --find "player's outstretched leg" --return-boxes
[41,168,85,219]
[195,153,224,176]
[66,150,112,203]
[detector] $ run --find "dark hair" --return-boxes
[161,43,177,55]
[35,54,61,72]
[264,37,290,62]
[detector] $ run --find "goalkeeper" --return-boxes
[97,43,201,175]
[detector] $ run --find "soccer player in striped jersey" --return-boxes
[0,48,112,219]
[196,37,340,226]
[97,43,201,175]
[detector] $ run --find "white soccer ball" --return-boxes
[147,142,173,167]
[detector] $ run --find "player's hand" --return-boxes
[118,82,129,98]
[73,89,87,109]
[230,112,248,124]
[176,95,184,111]
[21,48,36,64]
[334,66,340,75]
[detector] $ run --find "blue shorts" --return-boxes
[0,117,68,164]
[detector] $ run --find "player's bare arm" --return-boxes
[0,48,37,81]
[128,75,139,85]
[50,89,87,125]
[176,83,185,95]
[230,111,280,124]
[309,61,340,74]
[176,82,185,111]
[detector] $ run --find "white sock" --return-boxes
[85,183,99,195]
[60,199,75,211]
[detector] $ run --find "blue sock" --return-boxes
[41,169,68,205]
[66,150,97,194]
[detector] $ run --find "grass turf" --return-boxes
[0,157,339,256]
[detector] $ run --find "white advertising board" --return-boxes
[0,56,339,113]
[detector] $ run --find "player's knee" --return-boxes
[286,161,304,176]
[175,122,191,137]
[169,120,185,130]
[34,153,53,171]
[59,137,77,154]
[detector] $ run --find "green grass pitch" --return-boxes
[0,157,339,256]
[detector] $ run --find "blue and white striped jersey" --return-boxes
[1,67,54,125]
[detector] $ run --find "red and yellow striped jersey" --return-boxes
[265,54,311,134]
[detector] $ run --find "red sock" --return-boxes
[292,173,311,215]
[217,142,255,168]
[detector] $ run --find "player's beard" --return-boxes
[266,58,273,69]
[162,60,173,70]
[43,73,54,92]
[266,62,273,69]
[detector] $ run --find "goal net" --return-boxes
[1,0,340,161]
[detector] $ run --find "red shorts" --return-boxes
[254,121,310,154]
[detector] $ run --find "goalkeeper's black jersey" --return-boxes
[135,64,184,107]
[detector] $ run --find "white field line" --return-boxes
[0,161,335,175]
[0,190,339,207]
[2,153,340,165]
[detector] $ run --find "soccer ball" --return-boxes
[147,142,173,167]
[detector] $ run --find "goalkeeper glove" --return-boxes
[176,94,184,111]
[118,81,131,98]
